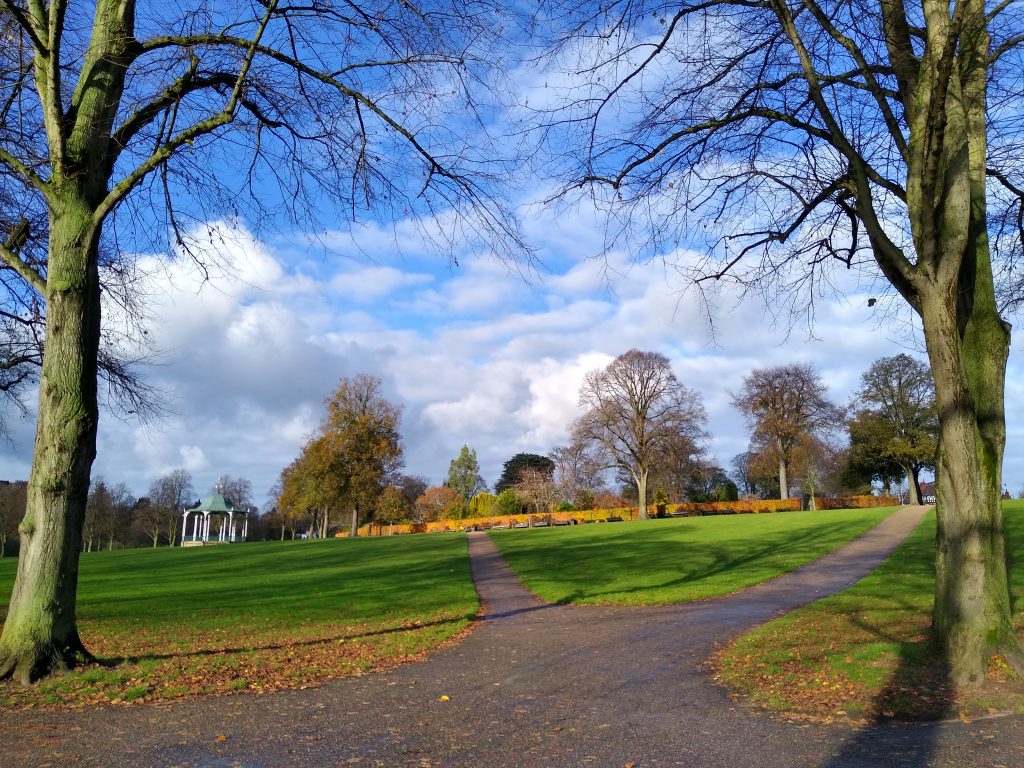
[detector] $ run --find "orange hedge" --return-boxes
[814,494,900,510]
[339,494,901,536]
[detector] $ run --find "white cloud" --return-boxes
[2,217,1023,509]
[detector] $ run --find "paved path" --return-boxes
[2,506,1022,767]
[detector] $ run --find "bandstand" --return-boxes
[181,490,249,546]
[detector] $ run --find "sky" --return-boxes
[2,10,1024,508]
[2,203,1023,508]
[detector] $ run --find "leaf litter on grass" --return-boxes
[716,506,1024,721]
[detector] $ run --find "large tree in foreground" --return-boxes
[732,364,841,500]
[0,0,520,683]
[575,349,706,519]
[547,0,1024,683]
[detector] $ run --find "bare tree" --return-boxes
[513,467,559,514]
[150,469,195,547]
[83,479,114,553]
[215,475,253,510]
[550,439,604,508]
[732,364,842,500]
[575,349,706,519]
[0,0,524,683]
[543,0,1024,683]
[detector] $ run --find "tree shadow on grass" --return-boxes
[539,521,869,606]
[818,613,954,767]
[90,612,476,667]
[819,652,952,767]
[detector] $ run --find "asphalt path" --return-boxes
[2,505,1022,767]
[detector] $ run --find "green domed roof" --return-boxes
[185,492,236,513]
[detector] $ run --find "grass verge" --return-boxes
[716,502,1024,721]
[488,507,893,605]
[0,534,477,709]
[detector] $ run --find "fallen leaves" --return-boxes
[0,613,479,711]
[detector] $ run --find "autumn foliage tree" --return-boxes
[414,486,464,522]
[280,375,403,539]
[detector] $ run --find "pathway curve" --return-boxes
[2,506,1022,767]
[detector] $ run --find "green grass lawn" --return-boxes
[0,535,478,708]
[717,501,1024,720]
[488,507,894,605]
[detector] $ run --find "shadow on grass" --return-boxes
[820,650,951,767]
[528,520,871,606]
[92,612,475,667]
[846,605,957,721]
[817,607,954,767]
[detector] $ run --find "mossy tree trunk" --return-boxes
[918,221,1018,684]
[0,190,102,683]
[888,0,1020,684]
[0,0,135,683]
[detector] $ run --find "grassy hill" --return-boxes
[489,507,894,605]
[0,504,905,708]
[0,534,478,707]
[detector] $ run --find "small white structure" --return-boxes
[181,491,249,546]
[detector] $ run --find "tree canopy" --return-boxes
[575,349,706,518]
[495,453,554,494]
[732,364,841,500]
[545,0,1024,683]
[848,354,938,504]
[280,375,403,539]
[445,445,488,501]
[0,0,523,684]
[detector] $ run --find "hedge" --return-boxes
[338,494,903,537]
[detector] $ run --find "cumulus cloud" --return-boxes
[2,215,1023,506]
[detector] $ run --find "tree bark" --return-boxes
[777,437,789,500]
[636,469,649,519]
[905,465,923,506]
[0,192,101,684]
[920,276,1021,684]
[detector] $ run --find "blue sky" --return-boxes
[2,8,1023,508]
[4,203,1023,507]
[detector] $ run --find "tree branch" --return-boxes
[0,240,45,295]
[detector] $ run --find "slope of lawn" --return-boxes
[717,502,1024,720]
[0,534,477,708]
[489,507,894,606]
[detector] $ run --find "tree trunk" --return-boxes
[0,196,101,684]
[905,465,923,506]
[350,508,358,537]
[777,441,789,500]
[635,469,649,519]
[920,273,1021,685]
